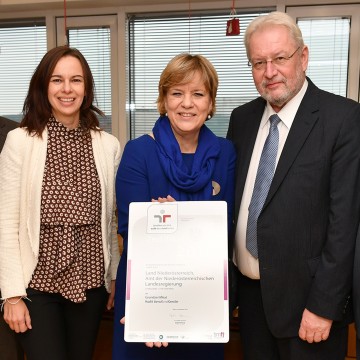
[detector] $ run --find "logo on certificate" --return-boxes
[147,203,178,233]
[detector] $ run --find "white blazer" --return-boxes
[0,127,121,299]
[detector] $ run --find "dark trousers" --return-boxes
[237,272,348,360]
[17,286,108,360]
[0,306,24,360]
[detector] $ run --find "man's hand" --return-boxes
[298,308,332,343]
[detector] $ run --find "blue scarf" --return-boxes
[152,115,220,200]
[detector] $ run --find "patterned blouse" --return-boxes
[29,117,105,303]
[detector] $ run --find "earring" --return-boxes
[207,114,211,120]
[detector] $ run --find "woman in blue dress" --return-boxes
[112,53,236,360]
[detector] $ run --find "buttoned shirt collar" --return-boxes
[261,78,308,130]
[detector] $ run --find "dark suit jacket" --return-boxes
[227,78,360,338]
[353,224,360,339]
[0,116,18,152]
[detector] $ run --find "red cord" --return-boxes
[64,0,68,45]
[188,0,191,51]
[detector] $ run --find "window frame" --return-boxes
[56,14,125,143]
[287,5,360,102]
[126,9,273,140]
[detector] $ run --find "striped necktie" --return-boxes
[246,114,281,259]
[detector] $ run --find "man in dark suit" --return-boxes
[354,229,360,358]
[227,11,360,360]
[0,116,18,150]
[0,115,23,360]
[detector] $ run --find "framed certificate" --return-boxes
[124,201,229,343]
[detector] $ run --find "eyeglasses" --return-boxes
[248,47,300,70]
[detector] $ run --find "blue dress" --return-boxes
[112,132,236,360]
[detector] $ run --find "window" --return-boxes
[56,15,119,137]
[287,5,360,101]
[0,19,47,121]
[68,28,112,133]
[297,17,350,97]
[127,10,272,139]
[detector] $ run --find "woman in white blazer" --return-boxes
[0,46,121,360]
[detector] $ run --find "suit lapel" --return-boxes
[263,80,320,209]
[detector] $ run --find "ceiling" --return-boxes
[0,0,218,13]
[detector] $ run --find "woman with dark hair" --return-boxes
[0,45,121,360]
[112,53,236,360]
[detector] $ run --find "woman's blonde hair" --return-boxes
[157,53,218,118]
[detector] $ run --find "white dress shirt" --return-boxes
[234,79,308,279]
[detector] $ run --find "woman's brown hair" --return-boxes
[21,45,103,136]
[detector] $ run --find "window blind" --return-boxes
[0,19,46,121]
[298,17,350,97]
[127,10,271,139]
[69,27,112,133]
